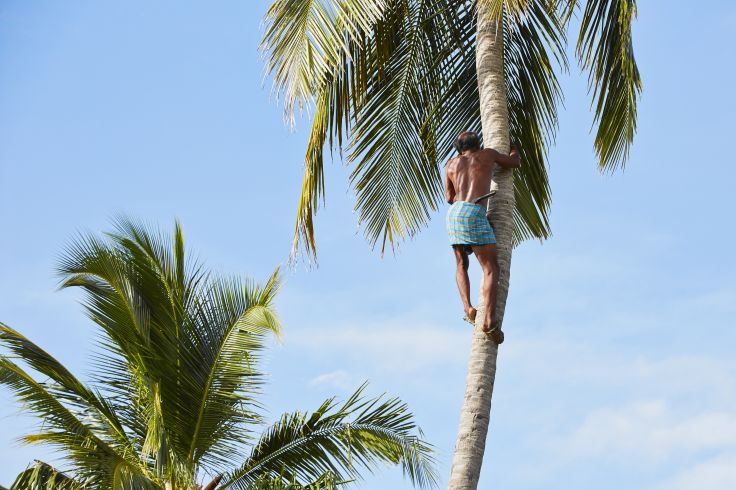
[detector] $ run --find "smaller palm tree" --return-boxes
[0,219,437,490]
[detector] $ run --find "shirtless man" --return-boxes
[444,131,521,344]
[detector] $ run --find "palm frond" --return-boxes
[503,0,566,242]
[57,230,157,378]
[291,67,351,262]
[185,270,282,472]
[0,359,151,488]
[0,323,132,451]
[222,384,438,489]
[58,222,187,476]
[9,460,83,490]
[573,0,641,171]
[248,471,347,490]
[0,357,101,448]
[348,0,449,254]
[261,0,387,122]
[261,0,388,261]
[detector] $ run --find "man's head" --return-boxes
[454,131,481,154]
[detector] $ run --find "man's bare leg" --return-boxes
[471,243,503,344]
[453,246,476,323]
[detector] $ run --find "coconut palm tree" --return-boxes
[0,219,438,490]
[260,0,640,488]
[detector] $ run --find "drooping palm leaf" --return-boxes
[0,323,136,458]
[9,460,83,490]
[222,384,437,489]
[503,0,566,241]
[348,0,448,253]
[570,0,641,171]
[0,358,151,488]
[248,471,346,489]
[262,0,391,261]
[261,0,387,122]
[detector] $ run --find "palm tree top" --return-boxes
[1,218,438,489]
[260,0,641,260]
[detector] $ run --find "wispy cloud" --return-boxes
[286,322,470,372]
[559,400,736,463]
[504,337,736,400]
[658,453,736,490]
[308,370,354,391]
[498,332,736,487]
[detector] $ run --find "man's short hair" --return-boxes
[454,131,481,153]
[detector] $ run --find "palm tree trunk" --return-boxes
[447,5,512,489]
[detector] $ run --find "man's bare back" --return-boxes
[443,132,520,344]
[444,147,520,207]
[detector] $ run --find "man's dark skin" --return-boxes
[445,134,521,338]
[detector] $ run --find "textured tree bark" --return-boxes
[447,4,513,489]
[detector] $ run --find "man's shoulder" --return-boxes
[478,148,499,163]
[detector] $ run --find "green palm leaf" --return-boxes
[262,0,392,261]
[261,0,387,122]
[222,384,437,489]
[0,358,151,488]
[9,460,83,490]
[348,0,448,253]
[186,272,282,471]
[571,0,642,171]
[248,471,346,489]
[503,0,566,241]
[0,323,136,458]
[57,220,283,479]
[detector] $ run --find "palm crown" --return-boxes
[0,219,437,489]
[261,0,640,258]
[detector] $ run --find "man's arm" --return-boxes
[444,163,455,204]
[487,145,521,168]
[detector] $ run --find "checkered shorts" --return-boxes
[446,201,496,246]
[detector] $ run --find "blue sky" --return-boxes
[1,1,735,489]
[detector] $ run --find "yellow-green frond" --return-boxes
[575,0,642,171]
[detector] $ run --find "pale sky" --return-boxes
[1,1,735,489]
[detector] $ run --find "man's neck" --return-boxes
[460,148,480,156]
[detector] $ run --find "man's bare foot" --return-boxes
[482,320,504,345]
[483,322,504,345]
[490,328,504,345]
[463,307,477,325]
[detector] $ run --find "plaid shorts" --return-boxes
[446,201,496,246]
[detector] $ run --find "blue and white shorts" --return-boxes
[446,201,496,246]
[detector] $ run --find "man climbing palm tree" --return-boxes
[445,131,520,344]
